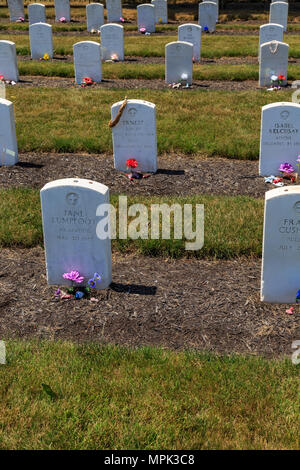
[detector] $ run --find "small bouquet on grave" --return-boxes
[16,17,24,23]
[59,17,66,23]
[296,289,300,303]
[80,76,95,87]
[139,27,146,34]
[120,17,125,23]
[111,53,119,61]
[203,26,209,33]
[125,158,151,181]
[0,74,16,85]
[40,53,50,61]
[54,271,101,300]
[278,162,298,182]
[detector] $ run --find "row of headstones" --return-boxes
[0,35,197,84]
[7,0,169,25]
[0,97,158,172]
[2,90,299,180]
[38,173,300,305]
[258,2,289,87]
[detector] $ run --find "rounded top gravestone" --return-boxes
[111,99,157,173]
[0,40,19,82]
[165,41,193,85]
[40,178,112,289]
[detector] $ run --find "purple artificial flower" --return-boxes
[297,155,300,163]
[63,270,84,283]
[88,278,96,288]
[279,162,295,174]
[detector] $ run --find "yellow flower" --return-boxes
[43,53,50,60]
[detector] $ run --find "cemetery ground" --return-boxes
[0,4,299,450]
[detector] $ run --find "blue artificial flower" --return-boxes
[88,278,96,288]
[296,289,300,300]
[75,291,84,299]
[94,273,101,282]
[204,26,209,32]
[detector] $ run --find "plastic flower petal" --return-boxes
[93,273,101,282]
[279,163,295,174]
[271,75,278,81]
[63,271,84,283]
[88,278,97,288]
[75,291,84,299]
[126,158,138,169]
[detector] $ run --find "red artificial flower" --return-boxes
[126,158,138,169]
[0,75,4,81]
[278,75,285,80]
[83,77,93,85]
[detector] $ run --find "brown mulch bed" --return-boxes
[0,152,282,198]
[15,76,262,90]
[0,247,298,358]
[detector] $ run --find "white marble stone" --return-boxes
[198,1,217,32]
[100,23,124,61]
[203,0,219,22]
[259,23,284,59]
[29,22,53,59]
[41,178,112,289]
[106,0,122,23]
[8,0,24,22]
[261,186,300,303]
[259,40,288,87]
[165,41,193,85]
[0,98,18,166]
[86,3,104,32]
[151,0,168,24]
[270,1,288,32]
[54,0,70,22]
[73,41,102,83]
[259,102,300,176]
[178,23,202,62]
[0,40,19,82]
[137,4,156,33]
[111,99,157,173]
[28,3,46,25]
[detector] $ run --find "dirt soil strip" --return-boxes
[12,76,262,91]
[0,248,298,358]
[0,152,283,198]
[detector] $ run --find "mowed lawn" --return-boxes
[5,87,293,159]
[0,339,298,450]
[0,190,263,259]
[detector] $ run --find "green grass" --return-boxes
[0,189,264,258]
[0,339,298,449]
[5,87,293,159]
[4,33,300,58]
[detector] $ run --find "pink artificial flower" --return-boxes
[286,307,294,315]
[140,27,146,34]
[120,17,125,22]
[59,17,66,22]
[63,270,84,283]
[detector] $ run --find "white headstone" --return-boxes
[203,0,219,22]
[151,0,168,24]
[165,41,193,85]
[198,1,217,32]
[40,178,112,289]
[7,0,24,22]
[178,23,202,62]
[270,1,288,32]
[259,40,288,87]
[86,3,104,32]
[259,102,300,176]
[137,4,156,33]
[73,41,102,84]
[261,186,300,303]
[0,98,18,167]
[28,3,46,25]
[106,0,122,23]
[100,23,124,61]
[29,23,53,60]
[54,0,70,22]
[259,23,284,59]
[111,99,157,173]
[0,40,19,82]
